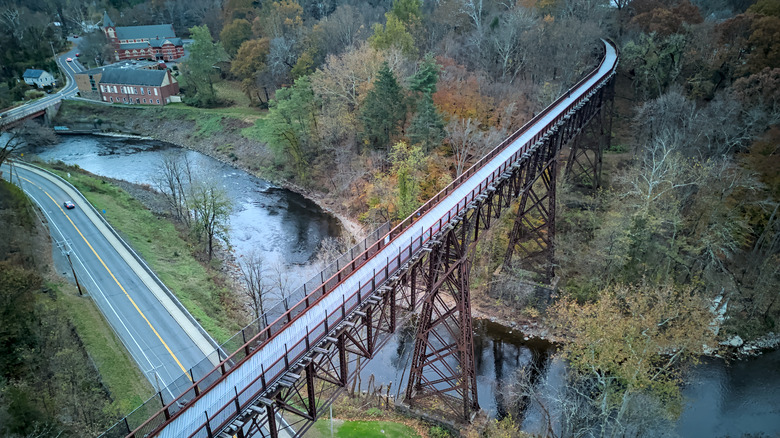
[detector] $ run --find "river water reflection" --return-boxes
[360,319,780,437]
[32,135,780,437]
[31,135,342,291]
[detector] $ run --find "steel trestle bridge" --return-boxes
[118,39,618,438]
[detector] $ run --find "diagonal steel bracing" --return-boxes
[120,41,618,438]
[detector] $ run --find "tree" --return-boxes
[190,180,231,261]
[390,141,426,219]
[153,152,193,226]
[360,62,407,154]
[408,53,440,95]
[408,94,446,152]
[180,25,228,107]
[487,6,535,83]
[238,251,272,320]
[0,128,23,171]
[260,76,320,179]
[622,32,686,99]
[446,117,504,177]
[551,283,715,434]
[80,30,114,67]
[252,0,304,39]
[230,38,271,104]
[745,15,780,75]
[309,4,366,57]
[220,18,252,56]
[368,14,417,57]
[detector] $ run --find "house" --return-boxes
[102,12,184,62]
[74,60,160,99]
[23,69,56,88]
[98,68,179,105]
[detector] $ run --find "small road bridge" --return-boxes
[109,39,618,438]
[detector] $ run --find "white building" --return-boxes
[23,69,56,88]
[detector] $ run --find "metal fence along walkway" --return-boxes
[116,38,619,438]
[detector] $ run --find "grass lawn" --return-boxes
[309,420,421,438]
[44,163,238,344]
[55,281,155,414]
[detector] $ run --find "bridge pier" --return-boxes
[406,211,480,421]
[565,77,615,191]
[118,41,618,438]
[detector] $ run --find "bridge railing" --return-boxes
[100,222,390,437]
[127,39,618,438]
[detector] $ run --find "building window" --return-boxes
[136,98,140,103]
[154,88,158,96]
[143,98,146,103]
[124,97,127,102]
[147,88,151,94]
[110,97,113,102]
[141,88,144,95]
[103,96,107,101]
[156,99,160,104]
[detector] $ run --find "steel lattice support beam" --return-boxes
[565,77,615,191]
[504,131,561,281]
[233,276,416,438]
[405,211,479,421]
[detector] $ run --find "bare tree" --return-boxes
[446,117,505,177]
[190,180,231,261]
[0,128,23,171]
[153,152,193,226]
[488,6,534,83]
[238,251,272,320]
[269,258,293,300]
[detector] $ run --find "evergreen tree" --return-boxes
[409,94,446,152]
[408,53,440,95]
[360,63,407,154]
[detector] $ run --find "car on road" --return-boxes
[66,57,72,62]
[64,201,75,209]
[75,53,80,57]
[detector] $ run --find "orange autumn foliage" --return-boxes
[432,56,495,126]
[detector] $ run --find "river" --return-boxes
[29,135,343,293]
[30,135,780,437]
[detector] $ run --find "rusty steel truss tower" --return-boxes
[406,74,615,421]
[117,42,617,438]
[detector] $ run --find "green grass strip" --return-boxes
[311,420,421,438]
[55,282,154,414]
[45,165,237,343]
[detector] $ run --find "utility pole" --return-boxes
[65,251,83,295]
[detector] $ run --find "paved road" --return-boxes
[0,40,83,126]
[1,161,218,398]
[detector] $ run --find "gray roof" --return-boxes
[119,42,150,50]
[102,11,115,27]
[116,24,176,41]
[76,60,160,77]
[149,37,182,47]
[99,68,168,86]
[23,69,48,78]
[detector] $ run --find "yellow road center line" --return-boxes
[23,175,190,378]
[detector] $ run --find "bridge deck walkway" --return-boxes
[144,39,618,438]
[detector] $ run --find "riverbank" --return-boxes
[54,101,368,243]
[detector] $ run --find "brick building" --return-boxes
[74,60,161,100]
[98,68,179,105]
[102,12,184,62]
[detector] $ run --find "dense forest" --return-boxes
[2,0,779,436]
